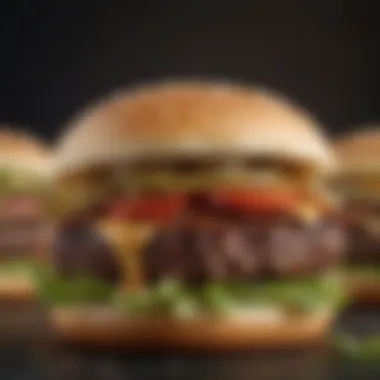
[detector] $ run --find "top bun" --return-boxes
[53,80,335,179]
[334,127,380,175]
[0,127,51,175]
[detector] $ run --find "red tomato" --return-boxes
[106,194,185,222]
[106,188,300,222]
[205,189,300,214]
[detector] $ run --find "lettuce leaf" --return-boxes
[346,265,380,278]
[332,333,380,361]
[115,274,347,316]
[35,268,115,306]
[0,168,47,195]
[35,270,346,315]
[0,259,42,280]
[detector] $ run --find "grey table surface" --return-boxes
[0,302,379,380]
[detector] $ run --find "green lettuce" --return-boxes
[332,333,380,361]
[35,271,347,316]
[35,269,115,306]
[114,274,347,317]
[0,259,42,280]
[345,265,380,278]
[0,168,47,196]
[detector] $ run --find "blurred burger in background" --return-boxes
[334,127,380,300]
[40,80,346,348]
[0,128,51,301]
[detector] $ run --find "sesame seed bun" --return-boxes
[0,276,34,301]
[0,127,51,176]
[334,127,380,175]
[53,80,335,180]
[49,307,334,349]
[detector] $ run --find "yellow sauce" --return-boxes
[95,219,154,290]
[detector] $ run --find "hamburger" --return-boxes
[40,81,346,349]
[334,127,380,301]
[0,128,51,301]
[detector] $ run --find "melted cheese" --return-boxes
[293,203,321,225]
[96,219,154,290]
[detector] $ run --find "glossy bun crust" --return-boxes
[0,128,50,175]
[334,127,380,175]
[53,80,335,179]
[50,308,334,349]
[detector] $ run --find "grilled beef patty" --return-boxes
[343,200,380,265]
[0,196,44,258]
[144,216,345,282]
[52,202,345,284]
[53,223,122,284]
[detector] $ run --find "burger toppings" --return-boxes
[0,218,43,257]
[40,172,346,316]
[96,219,154,290]
[0,190,46,259]
[106,194,185,223]
[337,198,380,273]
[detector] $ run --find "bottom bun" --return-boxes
[49,307,334,349]
[347,276,380,302]
[0,275,34,301]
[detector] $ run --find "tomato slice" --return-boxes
[107,194,186,222]
[106,188,301,222]
[203,189,300,214]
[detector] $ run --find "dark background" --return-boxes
[0,1,379,141]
